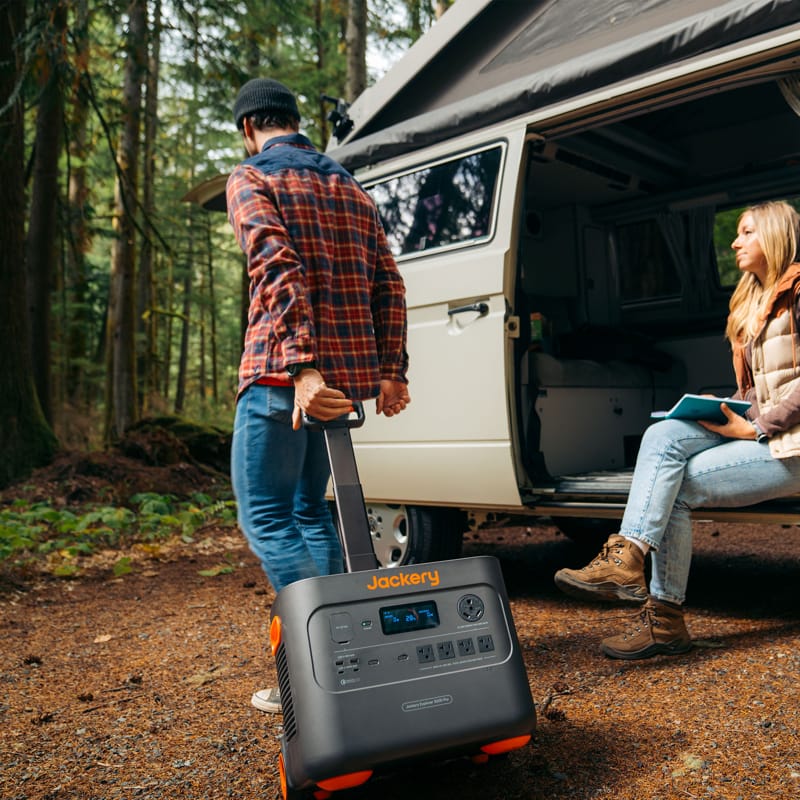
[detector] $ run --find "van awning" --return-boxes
[328,0,800,171]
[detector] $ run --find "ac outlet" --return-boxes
[457,638,476,656]
[416,644,435,663]
[477,634,495,653]
[437,641,455,660]
[457,594,485,622]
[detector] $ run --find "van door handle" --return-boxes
[448,302,489,317]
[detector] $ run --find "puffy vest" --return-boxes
[750,269,800,458]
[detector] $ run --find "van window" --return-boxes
[713,197,800,287]
[367,146,502,257]
[714,207,744,287]
[617,219,682,303]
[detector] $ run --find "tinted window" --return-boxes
[713,206,744,287]
[367,147,502,257]
[713,196,800,287]
[617,219,682,302]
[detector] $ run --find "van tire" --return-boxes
[420,506,465,563]
[331,502,464,568]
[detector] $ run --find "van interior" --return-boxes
[513,73,800,496]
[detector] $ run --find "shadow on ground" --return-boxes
[463,523,800,619]
[324,715,657,800]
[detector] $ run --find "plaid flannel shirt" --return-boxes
[227,134,408,401]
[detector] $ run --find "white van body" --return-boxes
[320,0,800,565]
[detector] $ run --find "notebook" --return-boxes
[651,393,751,423]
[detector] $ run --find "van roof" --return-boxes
[328,0,800,171]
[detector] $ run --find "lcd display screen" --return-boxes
[379,601,440,635]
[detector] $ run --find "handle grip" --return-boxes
[302,401,365,431]
[448,302,489,317]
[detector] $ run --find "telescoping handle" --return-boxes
[302,403,377,573]
[301,401,365,431]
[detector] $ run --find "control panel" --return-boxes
[306,583,513,692]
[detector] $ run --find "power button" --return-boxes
[329,612,353,643]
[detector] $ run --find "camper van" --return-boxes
[318,0,800,566]
[188,0,800,568]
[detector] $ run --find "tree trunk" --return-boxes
[162,251,174,400]
[0,0,58,488]
[346,0,367,102]
[25,0,68,426]
[137,0,161,413]
[199,265,206,410]
[408,0,422,39]
[205,218,218,404]
[434,0,453,19]
[65,0,91,407]
[106,0,147,442]
[173,257,192,414]
[174,5,198,415]
[314,0,329,143]
[239,11,260,355]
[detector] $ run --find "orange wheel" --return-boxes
[270,616,283,656]
[480,734,531,756]
[278,752,289,800]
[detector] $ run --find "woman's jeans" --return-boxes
[231,383,343,593]
[621,419,800,605]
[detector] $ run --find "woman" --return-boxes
[554,200,800,659]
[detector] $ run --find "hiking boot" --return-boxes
[554,534,648,603]
[601,597,692,660]
[251,687,282,713]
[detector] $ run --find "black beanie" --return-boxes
[233,78,300,129]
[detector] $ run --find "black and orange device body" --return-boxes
[269,406,536,798]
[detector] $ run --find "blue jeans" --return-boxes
[620,419,800,605]
[231,383,343,593]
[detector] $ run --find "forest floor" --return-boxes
[1,450,799,800]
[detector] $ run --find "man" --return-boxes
[227,78,410,713]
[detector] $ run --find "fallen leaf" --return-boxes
[197,564,234,577]
[135,543,163,556]
[113,557,132,577]
[93,634,112,643]
[185,666,228,687]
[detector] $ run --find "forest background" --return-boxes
[0,0,454,491]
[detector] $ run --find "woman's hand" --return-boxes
[697,403,757,440]
[292,370,353,430]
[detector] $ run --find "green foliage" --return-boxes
[113,556,133,576]
[713,196,800,287]
[13,0,434,452]
[714,205,746,287]
[0,492,238,574]
[197,551,237,577]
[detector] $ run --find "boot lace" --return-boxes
[615,604,655,640]
[589,539,624,567]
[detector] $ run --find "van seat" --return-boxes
[521,350,687,477]
[529,352,686,389]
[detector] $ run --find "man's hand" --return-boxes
[376,379,410,417]
[697,403,757,440]
[292,370,353,430]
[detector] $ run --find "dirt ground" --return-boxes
[1,456,799,800]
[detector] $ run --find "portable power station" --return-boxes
[268,407,536,798]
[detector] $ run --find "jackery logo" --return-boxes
[366,568,440,591]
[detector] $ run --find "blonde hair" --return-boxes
[725,200,800,345]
